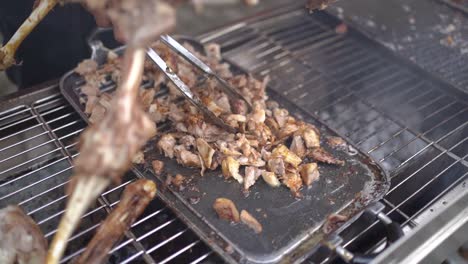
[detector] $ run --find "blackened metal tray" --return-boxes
[60,35,389,264]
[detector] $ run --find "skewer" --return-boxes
[47,1,175,262]
[74,179,157,264]
[46,45,155,264]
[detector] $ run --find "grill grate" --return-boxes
[327,0,468,93]
[199,7,467,263]
[0,91,218,263]
[0,4,467,264]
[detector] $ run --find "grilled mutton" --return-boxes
[240,210,262,234]
[78,36,345,198]
[0,206,47,264]
[307,147,344,166]
[74,179,156,264]
[213,198,240,223]
[47,1,175,263]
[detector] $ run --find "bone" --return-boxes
[0,0,59,70]
[74,179,156,264]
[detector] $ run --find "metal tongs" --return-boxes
[147,35,252,133]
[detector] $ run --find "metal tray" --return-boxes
[60,35,390,264]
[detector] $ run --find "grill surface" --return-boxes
[0,2,467,264]
[0,89,219,263]
[198,5,467,262]
[328,0,468,93]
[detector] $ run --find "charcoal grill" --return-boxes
[0,1,467,263]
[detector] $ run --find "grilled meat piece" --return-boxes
[180,135,196,149]
[300,163,320,186]
[272,145,302,168]
[264,117,280,134]
[204,43,222,61]
[290,135,306,158]
[300,124,320,148]
[76,59,98,75]
[250,102,266,123]
[174,146,202,168]
[172,174,186,189]
[75,179,156,264]
[322,213,348,234]
[152,160,165,175]
[243,166,262,191]
[283,172,303,197]
[213,198,240,223]
[277,122,300,139]
[327,136,346,148]
[85,96,99,114]
[0,206,47,264]
[308,147,344,166]
[158,134,177,158]
[261,171,281,187]
[267,157,285,177]
[273,108,289,127]
[240,210,262,234]
[132,151,145,164]
[89,96,110,124]
[203,97,225,116]
[196,138,215,168]
[139,88,156,110]
[222,156,243,183]
[81,84,100,97]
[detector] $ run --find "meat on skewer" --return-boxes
[47,1,175,263]
[0,206,47,264]
[74,179,157,264]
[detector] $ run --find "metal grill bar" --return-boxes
[18,179,69,206]
[0,148,64,187]
[388,138,467,196]
[190,252,213,264]
[158,241,201,264]
[0,106,30,121]
[0,115,40,134]
[203,7,468,263]
[378,109,466,163]
[0,124,45,147]
[339,141,467,252]
[366,106,465,157]
[43,205,106,237]
[0,156,69,189]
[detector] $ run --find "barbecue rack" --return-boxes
[0,1,467,263]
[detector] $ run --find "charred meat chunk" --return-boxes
[308,147,344,166]
[240,210,262,234]
[213,198,240,223]
[300,163,320,186]
[151,160,165,175]
[0,206,47,264]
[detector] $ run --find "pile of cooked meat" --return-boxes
[75,41,344,198]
